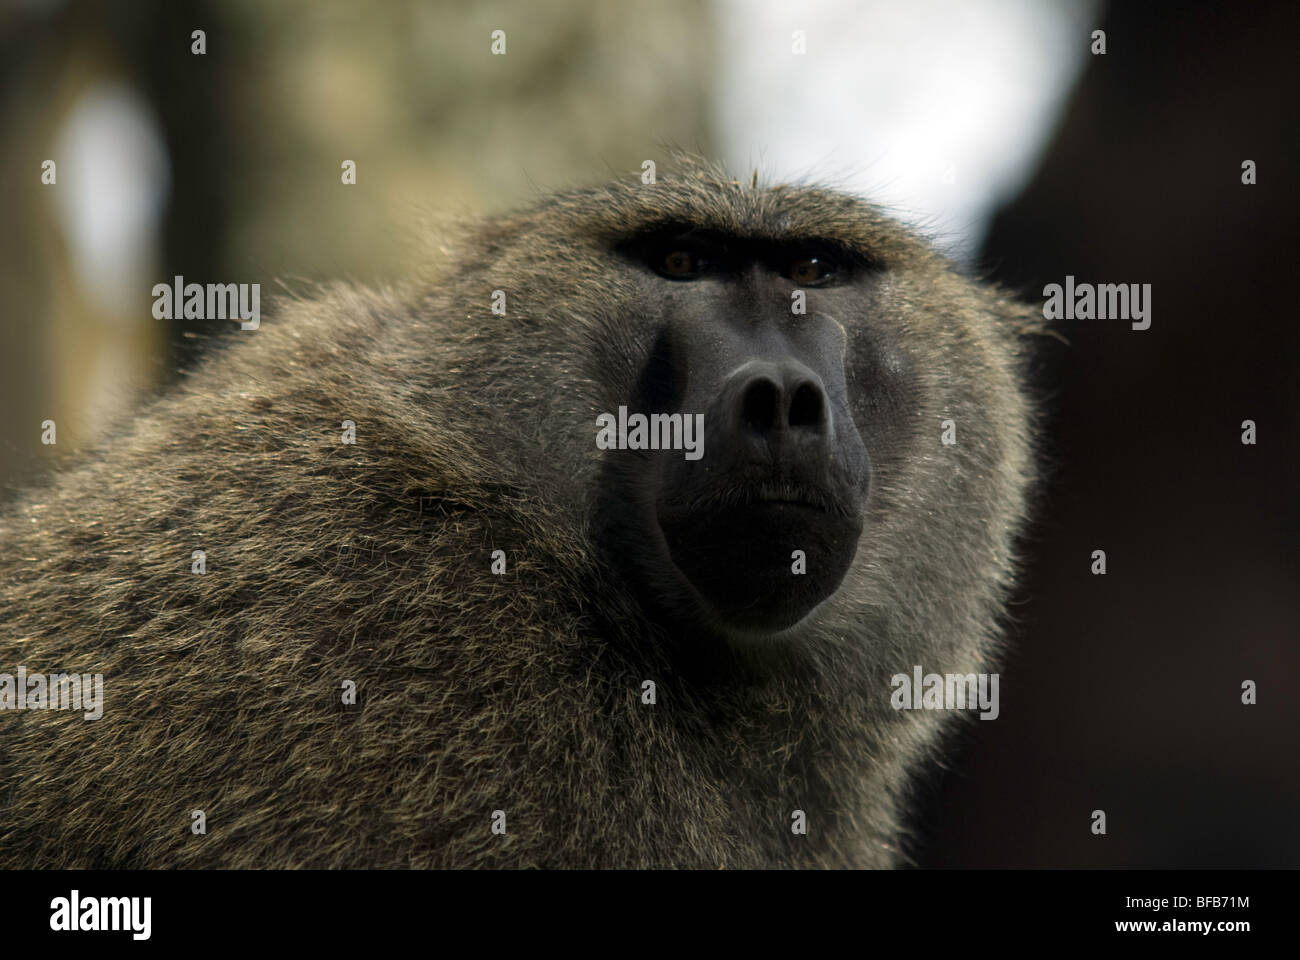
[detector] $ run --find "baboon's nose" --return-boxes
[722,360,831,454]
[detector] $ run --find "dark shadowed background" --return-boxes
[1,0,1295,867]
[915,0,1299,868]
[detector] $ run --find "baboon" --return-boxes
[0,159,1039,868]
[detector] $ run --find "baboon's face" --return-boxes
[595,218,916,640]
[462,174,1015,646]
[615,226,877,634]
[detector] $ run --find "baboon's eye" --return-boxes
[661,249,705,278]
[788,255,837,286]
[619,226,728,280]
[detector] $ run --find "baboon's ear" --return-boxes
[990,287,1067,345]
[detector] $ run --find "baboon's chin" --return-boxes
[659,502,862,636]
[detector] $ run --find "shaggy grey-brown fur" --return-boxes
[0,160,1038,868]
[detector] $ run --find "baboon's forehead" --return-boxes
[524,175,933,266]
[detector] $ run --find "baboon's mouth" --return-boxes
[656,492,863,635]
[661,481,842,520]
[754,488,828,509]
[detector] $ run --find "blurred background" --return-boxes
[0,0,1295,866]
